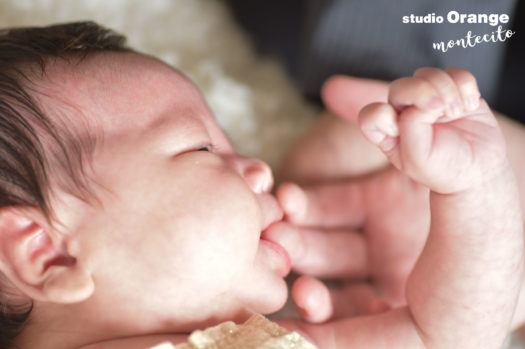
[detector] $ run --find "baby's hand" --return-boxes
[359,67,506,193]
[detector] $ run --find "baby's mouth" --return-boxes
[260,222,292,277]
[258,193,284,231]
[257,194,291,277]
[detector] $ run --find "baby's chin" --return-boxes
[238,273,289,316]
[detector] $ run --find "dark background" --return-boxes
[226,0,524,124]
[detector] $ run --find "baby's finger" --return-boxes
[261,222,369,278]
[388,77,444,118]
[397,106,435,176]
[277,182,366,229]
[413,67,462,119]
[322,75,388,124]
[445,67,481,112]
[292,276,391,323]
[358,102,401,169]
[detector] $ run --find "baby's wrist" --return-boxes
[429,161,521,225]
[432,155,514,196]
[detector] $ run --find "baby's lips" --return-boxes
[259,237,291,277]
[261,221,303,270]
[258,193,284,230]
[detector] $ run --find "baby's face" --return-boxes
[41,53,290,330]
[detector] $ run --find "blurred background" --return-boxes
[226,0,524,124]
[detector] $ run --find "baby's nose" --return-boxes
[227,155,273,194]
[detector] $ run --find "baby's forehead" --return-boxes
[38,52,208,136]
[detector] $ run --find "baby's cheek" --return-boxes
[210,167,263,228]
[189,171,261,270]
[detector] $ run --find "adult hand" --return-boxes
[271,166,430,323]
[281,76,390,183]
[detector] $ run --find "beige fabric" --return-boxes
[150,314,317,349]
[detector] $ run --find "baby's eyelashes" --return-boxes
[191,142,220,153]
[197,145,212,152]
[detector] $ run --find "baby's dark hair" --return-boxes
[0,21,131,348]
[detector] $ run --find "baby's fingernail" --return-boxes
[465,95,480,111]
[426,96,444,110]
[365,130,386,144]
[445,100,463,117]
[386,121,399,137]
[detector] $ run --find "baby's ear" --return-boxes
[0,207,94,303]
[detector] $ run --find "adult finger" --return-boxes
[292,276,391,323]
[280,112,388,185]
[321,75,389,124]
[277,308,422,349]
[276,181,366,229]
[262,222,369,278]
[292,276,332,323]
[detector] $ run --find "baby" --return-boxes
[0,22,522,349]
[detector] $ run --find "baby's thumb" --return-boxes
[358,102,401,170]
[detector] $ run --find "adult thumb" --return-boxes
[321,75,389,124]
